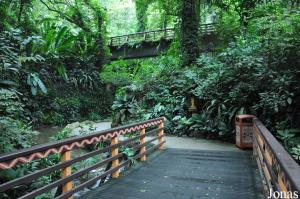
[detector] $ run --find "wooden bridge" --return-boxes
[108,23,216,60]
[0,117,299,199]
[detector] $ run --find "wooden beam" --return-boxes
[278,173,288,193]
[158,122,165,150]
[111,136,119,178]
[140,128,146,161]
[265,148,273,166]
[61,151,73,199]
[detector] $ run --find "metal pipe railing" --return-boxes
[108,23,216,46]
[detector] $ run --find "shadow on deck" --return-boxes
[82,148,264,199]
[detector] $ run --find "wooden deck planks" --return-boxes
[82,149,264,199]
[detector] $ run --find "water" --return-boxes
[34,122,112,145]
[34,125,64,144]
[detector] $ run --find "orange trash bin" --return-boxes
[235,115,256,149]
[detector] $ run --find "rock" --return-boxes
[65,122,81,130]
[63,121,112,137]
[65,121,97,137]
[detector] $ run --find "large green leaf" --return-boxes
[55,26,69,47]
[37,78,47,94]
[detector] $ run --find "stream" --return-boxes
[34,122,112,145]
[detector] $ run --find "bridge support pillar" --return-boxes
[61,150,73,199]
[140,128,146,161]
[111,136,120,178]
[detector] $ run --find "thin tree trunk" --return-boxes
[135,0,148,32]
[180,0,201,66]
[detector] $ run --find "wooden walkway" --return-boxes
[83,149,264,199]
[1,117,299,199]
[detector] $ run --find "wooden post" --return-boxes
[140,128,146,161]
[61,151,73,199]
[158,122,165,150]
[278,173,288,194]
[111,136,119,178]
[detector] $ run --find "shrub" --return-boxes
[0,89,25,119]
[0,117,37,153]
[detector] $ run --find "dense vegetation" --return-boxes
[104,0,300,159]
[0,0,299,197]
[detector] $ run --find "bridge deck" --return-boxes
[83,149,264,199]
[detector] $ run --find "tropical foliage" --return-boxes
[104,1,300,155]
[0,0,299,197]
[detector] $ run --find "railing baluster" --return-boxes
[140,128,146,161]
[111,136,119,178]
[278,173,288,193]
[61,150,73,199]
[158,121,165,150]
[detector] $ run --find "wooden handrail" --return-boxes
[0,117,166,199]
[0,117,164,166]
[253,119,300,195]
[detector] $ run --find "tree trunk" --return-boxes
[180,0,200,66]
[135,0,149,32]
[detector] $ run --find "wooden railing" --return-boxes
[253,119,300,196]
[109,23,216,46]
[0,117,166,199]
